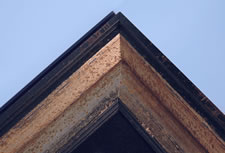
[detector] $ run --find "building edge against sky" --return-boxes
[0,1,225,113]
[0,12,224,153]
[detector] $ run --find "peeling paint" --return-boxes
[1,34,224,153]
[0,34,121,153]
[120,35,225,153]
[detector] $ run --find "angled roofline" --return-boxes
[0,11,120,137]
[0,12,224,142]
[0,11,116,113]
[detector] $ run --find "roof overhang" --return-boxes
[0,12,224,153]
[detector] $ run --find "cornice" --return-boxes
[0,12,224,153]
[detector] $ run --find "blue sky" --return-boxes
[0,0,224,113]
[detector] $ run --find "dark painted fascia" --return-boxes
[0,11,119,137]
[117,12,225,141]
[0,12,224,142]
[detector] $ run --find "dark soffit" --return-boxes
[0,12,224,141]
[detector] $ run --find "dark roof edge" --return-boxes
[0,12,224,141]
[0,11,120,137]
[0,11,115,113]
[117,12,225,141]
